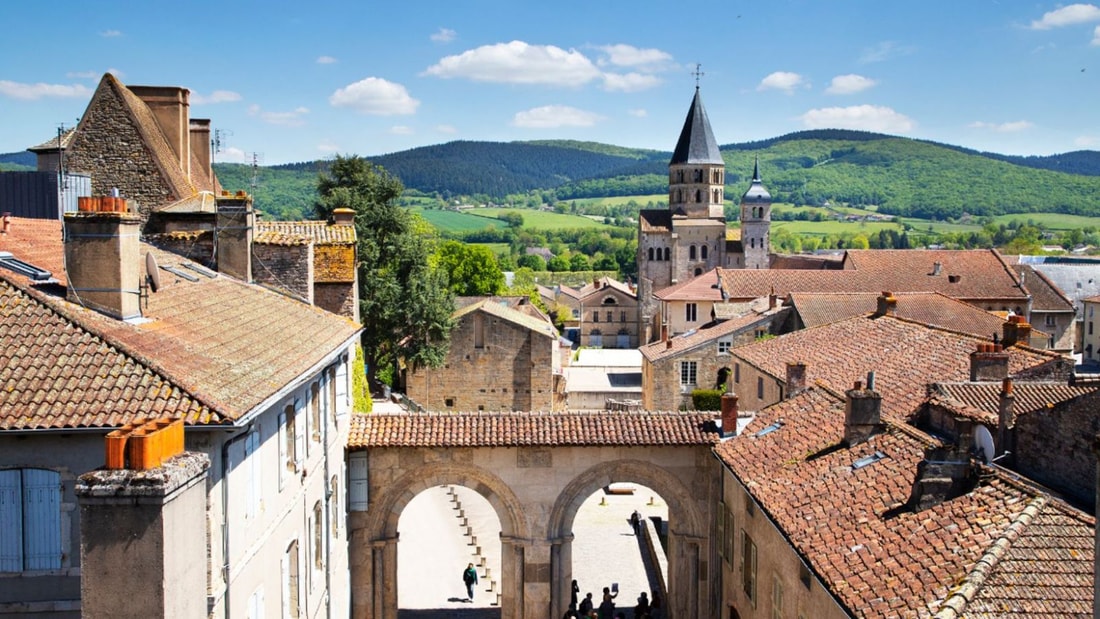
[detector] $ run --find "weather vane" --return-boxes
[693,63,704,88]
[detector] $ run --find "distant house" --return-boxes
[405,298,565,411]
[574,277,640,349]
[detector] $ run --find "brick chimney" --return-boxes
[875,291,897,317]
[997,378,1015,460]
[909,417,976,511]
[844,373,884,446]
[1002,315,1032,348]
[215,191,254,282]
[333,207,355,226]
[969,343,1009,382]
[189,119,211,188]
[64,207,142,320]
[128,86,191,180]
[720,390,738,437]
[785,361,807,397]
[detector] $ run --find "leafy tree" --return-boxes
[316,155,454,389]
[569,253,591,272]
[593,254,619,272]
[437,240,505,296]
[547,256,570,272]
[517,254,547,271]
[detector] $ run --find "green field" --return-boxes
[473,243,511,256]
[411,208,499,232]
[576,194,666,207]
[992,213,1100,230]
[771,220,903,237]
[476,208,610,230]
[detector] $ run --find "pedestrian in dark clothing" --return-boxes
[570,579,579,609]
[462,563,478,601]
[634,591,650,617]
[579,592,594,615]
[630,510,641,535]
[598,586,617,619]
[648,592,663,619]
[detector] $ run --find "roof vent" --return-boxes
[0,251,53,282]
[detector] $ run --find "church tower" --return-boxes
[668,86,725,220]
[740,157,771,269]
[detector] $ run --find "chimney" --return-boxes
[189,119,211,187]
[64,208,142,320]
[785,361,807,397]
[909,417,976,511]
[997,378,1015,460]
[665,338,673,350]
[931,262,943,276]
[720,390,738,437]
[768,293,777,310]
[1002,315,1032,348]
[875,291,897,317]
[1,211,10,234]
[333,207,355,226]
[969,343,1009,382]
[660,325,668,342]
[215,191,254,282]
[844,373,883,446]
[128,86,191,179]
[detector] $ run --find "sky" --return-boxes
[0,1,1097,165]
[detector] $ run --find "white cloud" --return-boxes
[191,90,242,105]
[316,56,337,65]
[431,28,456,43]
[329,77,419,115]
[1075,135,1099,147]
[106,68,124,79]
[628,108,647,118]
[1093,24,1100,45]
[0,80,93,101]
[424,41,601,86]
[757,71,806,94]
[602,72,661,92]
[968,120,1034,133]
[100,29,122,38]
[799,105,915,133]
[217,147,250,163]
[248,105,309,127]
[825,74,876,95]
[596,44,674,70]
[1030,3,1100,29]
[316,141,340,154]
[512,105,601,128]
[436,124,457,134]
[388,125,414,135]
[859,41,913,64]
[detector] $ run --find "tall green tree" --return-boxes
[437,240,505,296]
[316,155,454,389]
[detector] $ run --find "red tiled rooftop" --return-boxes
[640,308,780,362]
[654,268,724,301]
[930,381,1099,426]
[348,410,720,448]
[789,292,1018,339]
[255,220,356,245]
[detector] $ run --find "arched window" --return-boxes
[648,247,654,261]
[690,245,697,260]
[695,268,703,276]
[701,245,708,259]
[676,190,682,202]
[313,501,324,569]
[695,189,702,202]
[664,248,670,261]
[751,238,756,249]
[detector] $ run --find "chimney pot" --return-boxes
[666,339,673,350]
[1002,317,1032,347]
[332,207,355,226]
[1,212,10,234]
[876,291,898,317]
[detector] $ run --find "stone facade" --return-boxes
[1014,389,1100,505]
[578,281,640,349]
[315,282,358,319]
[253,241,314,304]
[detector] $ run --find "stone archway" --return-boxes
[351,461,529,619]
[547,459,710,619]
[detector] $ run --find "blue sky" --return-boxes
[1,1,1097,165]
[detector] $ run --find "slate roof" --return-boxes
[789,292,1018,339]
[930,381,1099,426]
[714,386,1095,618]
[255,220,357,245]
[1014,264,1075,312]
[639,209,672,233]
[741,158,771,202]
[730,314,1065,420]
[348,410,719,448]
[1017,258,1100,318]
[0,217,361,429]
[669,88,723,165]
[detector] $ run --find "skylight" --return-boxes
[161,265,199,282]
[182,263,216,278]
[852,451,887,470]
[754,419,784,438]
[0,251,52,282]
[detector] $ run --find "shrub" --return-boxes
[692,389,723,411]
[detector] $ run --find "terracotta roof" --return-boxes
[768,253,843,270]
[0,217,361,428]
[640,307,782,362]
[930,381,1099,426]
[577,277,634,299]
[27,127,76,152]
[255,220,357,245]
[155,191,218,214]
[654,268,724,301]
[714,386,1095,618]
[1014,264,1075,312]
[639,209,671,233]
[454,298,557,337]
[789,292,1016,339]
[348,410,720,448]
[730,314,1065,420]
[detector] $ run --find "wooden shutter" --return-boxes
[278,411,287,489]
[294,400,305,472]
[335,359,349,418]
[0,470,23,571]
[22,469,61,570]
[348,452,368,511]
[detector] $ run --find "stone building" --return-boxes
[0,215,361,618]
[574,277,640,349]
[1083,294,1100,362]
[405,298,565,412]
[636,87,773,341]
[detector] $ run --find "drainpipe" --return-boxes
[323,368,333,619]
[221,424,252,619]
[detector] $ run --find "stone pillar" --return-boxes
[75,452,209,619]
[548,534,573,619]
[502,536,552,619]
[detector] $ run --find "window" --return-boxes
[593,311,599,323]
[1090,321,1094,336]
[648,247,654,261]
[742,531,757,604]
[680,361,698,386]
[590,329,603,348]
[313,501,323,570]
[664,248,670,261]
[724,506,734,565]
[247,586,265,619]
[445,398,455,408]
[283,541,300,618]
[735,363,740,383]
[328,368,337,425]
[718,340,732,354]
[283,405,297,475]
[690,245,697,260]
[772,577,783,619]
[572,308,579,318]
[701,245,708,260]
[474,314,486,348]
[686,303,698,322]
[244,429,261,519]
[335,359,348,419]
[620,311,627,323]
[0,468,61,572]
[310,383,321,443]
[1045,314,1056,326]
[757,377,765,399]
[694,169,703,182]
[695,189,702,202]
[716,501,725,561]
[606,311,613,323]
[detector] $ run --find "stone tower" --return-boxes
[740,157,771,270]
[668,87,726,221]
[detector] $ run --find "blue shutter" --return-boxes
[348,452,368,511]
[22,469,61,570]
[0,470,23,571]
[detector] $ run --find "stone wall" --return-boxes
[315,282,358,321]
[145,230,214,266]
[1014,390,1100,505]
[406,309,557,411]
[314,244,355,282]
[66,85,176,223]
[253,242,313,303]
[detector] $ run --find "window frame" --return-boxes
[680,360,698,387]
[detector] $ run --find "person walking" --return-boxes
[598,586,618,619]
[462,562,478,602]
[579,592,594,616]
[630,510,642,535]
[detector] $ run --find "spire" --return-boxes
[742,157,771,202]
[752,156,761,182]
[669,88,723,165]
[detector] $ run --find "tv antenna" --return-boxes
[249,152,264,196]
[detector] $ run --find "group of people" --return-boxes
[567,580,663,619]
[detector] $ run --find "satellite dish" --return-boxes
[972,424,995,464]
[146,252,161,293]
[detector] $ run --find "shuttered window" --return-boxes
[0,468,61,572]
[348,452,369,511]
[244,430,261,519]
[335,359,349,418]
